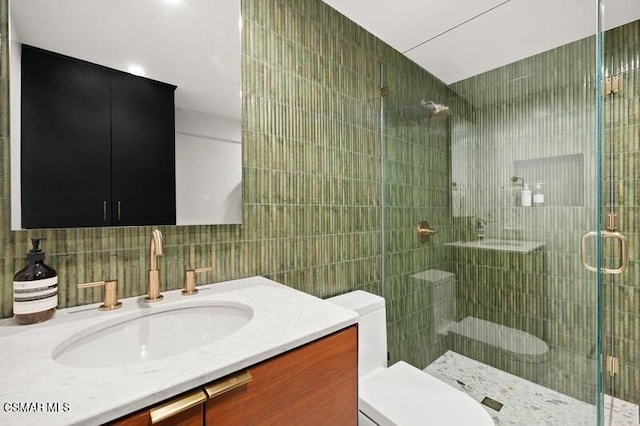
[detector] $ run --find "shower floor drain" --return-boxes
[481,396,504,412]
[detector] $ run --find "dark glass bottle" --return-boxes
[13,238,58,325]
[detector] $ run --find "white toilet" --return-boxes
[328,290,495,426]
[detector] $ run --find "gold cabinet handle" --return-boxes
[204,371,252,399]
[581,230,628,274]
[182,266,213,295]
[149,389,206,424]
[77,280,122,311]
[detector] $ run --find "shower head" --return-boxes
[420,100,450,119]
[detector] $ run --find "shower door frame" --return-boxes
[594,0,606,424]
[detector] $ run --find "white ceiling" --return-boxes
[10,0,640,118]
[10,0,241,120]
[322,0,640,85]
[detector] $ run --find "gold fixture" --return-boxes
[605,76,620,95]
[145,228,165,302]
[510,176,524,186]
[149,389,206,424]
[417,221,436,243]
[204,371,253,399]
[606,212,619,232]
[77,280,122,311]
[580,230,628,274]
[607,355,619,376]
[183,266,213,295]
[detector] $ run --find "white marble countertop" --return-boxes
[445,238,545,253]
[0,276,358,426]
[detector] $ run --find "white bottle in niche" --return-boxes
[521,183,532,207]
[533,182,544,206]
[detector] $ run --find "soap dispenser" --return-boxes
[13,238,58,325]
[521,183,532,207]
[533,182,544,206]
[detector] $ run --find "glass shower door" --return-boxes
[377,0,633,424]
[592,3,640,422]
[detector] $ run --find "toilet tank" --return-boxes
[327,290,387,377]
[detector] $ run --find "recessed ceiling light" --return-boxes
[164,0,182,4]
[127,65,146,77]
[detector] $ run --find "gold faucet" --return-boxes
[145,228,164,302]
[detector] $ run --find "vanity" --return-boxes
[0,277,359,425]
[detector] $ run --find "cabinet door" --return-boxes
[110,73,176,226]
[205,326,358,425]
[21,45,112,228]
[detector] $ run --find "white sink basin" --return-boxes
[52,302,253,368]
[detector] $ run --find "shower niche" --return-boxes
[513,153,584,207]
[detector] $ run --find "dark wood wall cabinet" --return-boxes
[110,326,358,426]
[21,45,176,229]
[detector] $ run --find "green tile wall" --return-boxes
[448,33,600,402]
[381,63,459,367]
[0,0,413,318]
[445,20,640,404]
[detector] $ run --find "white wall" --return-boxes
[175,108,242,225]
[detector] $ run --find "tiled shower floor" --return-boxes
[424,351,639,425]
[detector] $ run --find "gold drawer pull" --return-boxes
[204,371,253,399]
[149,389,206,424]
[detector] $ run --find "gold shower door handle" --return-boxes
[581,231,628,274]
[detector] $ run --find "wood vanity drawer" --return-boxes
[110,325,357,426]
[204,325,358,425]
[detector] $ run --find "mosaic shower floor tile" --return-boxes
[424,351,639,425]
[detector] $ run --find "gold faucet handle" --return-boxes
[78,280,123,311]
[182,267,213,296]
